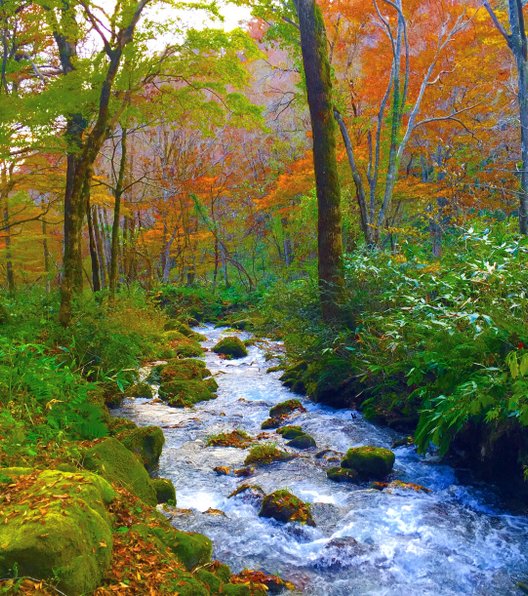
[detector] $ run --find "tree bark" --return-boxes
[294,0,344,321]
[109,127,127,301]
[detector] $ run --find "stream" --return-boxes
[116,325,528,595]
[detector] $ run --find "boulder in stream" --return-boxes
[287,433,316,449]
[244,444,293,466]
[269,398,306,419]
[276,425,304,439]
[118,425,165,470]
[259,489,315,526]
[212,336,248,359]
[151,477,176,503]
[326,467,359,483]
[341,446,395,480]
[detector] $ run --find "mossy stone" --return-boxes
[341,446,395,479]
[151,478,176,504]
[259,489,315,526]
[261,417,283,430]
[287,433,316,449]
[164,320,206,341]
[244,445,292,466]
[160,358,209,383]
[269,399,306,419]
[128,382,154,399]
[118,425,165,470]
[276,425,304,439]
[326,467,359,483]
[108,416,137,435]
[0,469,114,595]
[150,526,213,570]
[212,336,248,359]
[82,437,157,505]
[159,379,217,407]
[279,361,308,394]
[195,569,223,593]
[207,430,253,448]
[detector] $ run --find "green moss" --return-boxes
[279,361,308,394]
[326,467,359,483]
[276,425,304,439]
[150,526,213,570]
[127,382,154,399]
[341,446,395,479]
[82,437,157,505]
[108,416,137,435]
[207,429,253,448]
[259,489,315,526]
[261,417,283,429]
[164,320,206,341]
[162,332,204,357]
[287,433,316,449]
[160,358,209,383]
[269,399,306,419]
[244,444,292,466]
[212,336,248,359]
[195,569,223,593]
[118,425,165,470]
[159,379,217,407]
[0,469,114,595]
[151,478,176,504]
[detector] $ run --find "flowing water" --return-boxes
[116,325,528,595]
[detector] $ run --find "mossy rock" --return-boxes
[212,336,248,359]
[151,478,176,504]
[163,333,204,357]
[160,358,209,383]
[259,489,315,526]
[341,446,395,480]
[207,430,253,448]
[0,468,114,595]
[108,416,137,435]
[261,417,283,430]
[279,361,308,395]
[326,467,359,483]
[159,379,217,407]
[269,399,306,419]
[118,426,165,470]
[244,444,292,466]
[82,437,157,505]
[150,526,213,570]
[287,433,316,450]
[195,569,224,593]
[127,382,154,399]
[276,425,304,439]
[164,320,206,341]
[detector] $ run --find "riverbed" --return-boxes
[116,325,528,595]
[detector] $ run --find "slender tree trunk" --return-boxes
[3,199,14,294]
[294,0,344,320]
[93,206,107,287]
[86,188,101,292]
[110,128,127,301]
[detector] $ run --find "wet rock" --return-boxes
[392,436,414,449]
[214,466,232,476]
[234,466,255,477]
[207,430,253,449]
[259,489,315,526]
[228,483,265,500]
[159,379,217,407]
[269,399,306,419]
[160,358,209,383]
[279,361,308,395]
[276,425,304,439]
[212,336,248,359]
[261,417,284,430]
[316,449,343,461]
[326,467,359,483]
[341,446,395,480]
[371,480,431,494]
[287,433,317,450]
[316,537,370,569]
[118,425,165,470]
[205,508,227,517]
[230,570,297,594]
[163,319,206,341]
[244,445,293,466]
[151,478,176,504]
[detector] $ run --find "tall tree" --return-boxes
[485,0,528,234]
[293,0,344,320]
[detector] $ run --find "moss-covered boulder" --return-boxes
[212,336,248,359]
[279,361,308,395]
[0,468,114,595]
[82,437,157,505]
[207,430,253,448]
[261,417,283,430]
[149,526,213,570]
[128,382,154,399]
[259,489,315,526]
[326,467,359,483]
[160,358,209,383]
[341,446,395,480]
[287,433,316,450]
[244,444,292,466]
[164,320,206,341]
[163,332,204,357]
[159,378,217,408]
[269,399,306,419]
[118,425,165,470]
[151,478,176,503]
[276,425,304,439]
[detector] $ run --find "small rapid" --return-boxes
[116,325,528,595]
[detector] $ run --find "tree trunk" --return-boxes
[109,128,127,301]
[86,187,101,293]
[294,0,344,320]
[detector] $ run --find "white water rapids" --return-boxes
[116,325,528,595]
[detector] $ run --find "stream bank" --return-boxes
[117,324,528,595]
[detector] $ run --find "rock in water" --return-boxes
[212,336,248,359]
[341,446,395,480]
[259,489,315,526]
